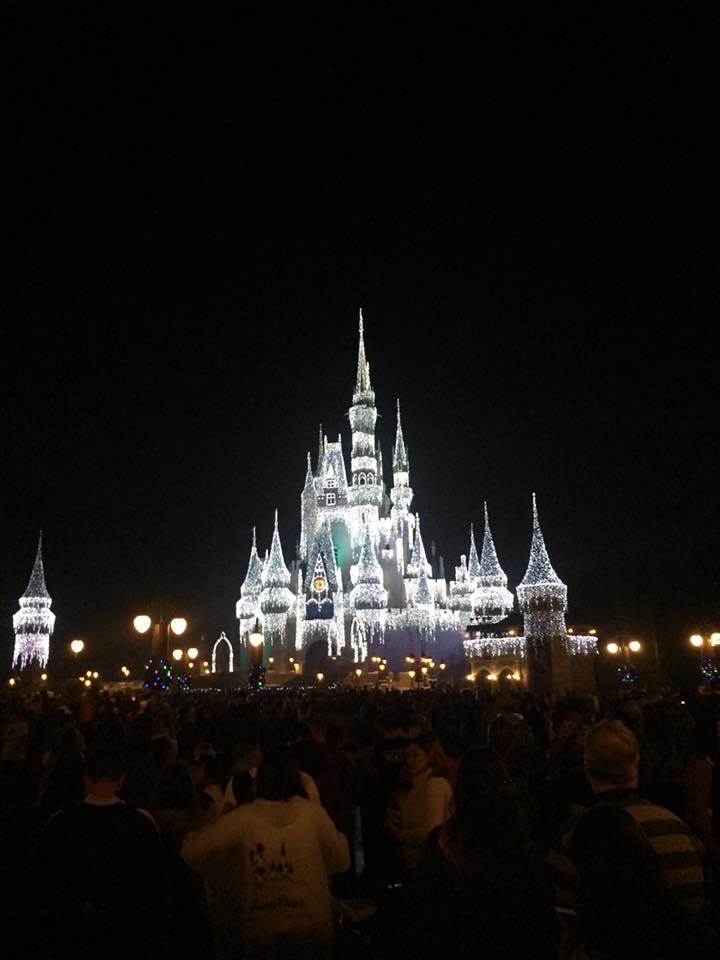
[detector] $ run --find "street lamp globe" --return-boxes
[628,640,641,653]
[70,639,85,655]
[248,620,264,648]
[133,615,152,635]
[172,648,184,661]
[690,634,704,648]
[606,642,619,654]
[711,633,720,647]
[187,646,199,660]
[170,617,187,637]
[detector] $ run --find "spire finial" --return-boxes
[355,308,371,392]
[532,492,540,528]
[470,522,475,545]
[274,509,279,530]
[306,451,312,470]
[252,526,257,549]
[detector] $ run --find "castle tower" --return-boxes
[258,512,296,666]
[13,533,55,670]
[348,310,382,546]
[300,453,318,562]
[236,528,264,668]
[390,400,413,527]
[471,503,514,624]
[350,523,389,612]
[516,494,568,695]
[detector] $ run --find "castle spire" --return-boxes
[350,523,388,609]
[240,527,264,597]
[519,493,564,587]
[479,502,507,584]
[263,511,291,588]
[393,399,409,472]
[303,452,314,491]
[355,308,371,393]
[467,522,481,581]
[407,514,430,577]
[23,531,49,598]
[316,425,324,475]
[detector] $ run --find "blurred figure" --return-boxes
[400,747,557,959]
[385,733,452,873]
[566,804,718,959]
[183,745,349,960]
[22,746,167,960]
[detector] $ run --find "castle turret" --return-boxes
[300,453,318,562]
[259,512,296,664]
[448,555,474,614]
[390,400,413,523]
[471,502,514,624]
[348,310,382,542]
[350,523,388,611]
[516,494,568,695]
[13,533,55,670]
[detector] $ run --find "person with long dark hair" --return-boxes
[399,746,557,959]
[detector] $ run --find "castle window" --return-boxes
[358,473,366,486]
[367,473,375,485]
[325,471,337,489]
[326,492,336,506]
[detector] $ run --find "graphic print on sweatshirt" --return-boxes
[249,840,307,912]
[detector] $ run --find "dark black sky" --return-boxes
[4,5,719,672]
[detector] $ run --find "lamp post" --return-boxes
[605,639,642,686]
[247,619,265,691]
[689,632,720,684]
[134,613,188,660]
[70,638,85,668]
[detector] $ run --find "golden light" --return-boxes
[429,661,435,668]
[84,679,92,687]
[488,673,498,682]
[92,671,99,679]
[294,662,301,673]
[41,673,47,681]
[711,633,720,646]
[133,615,152,635]
[465,673,474,682]
[606,642,619,655]
[204,669,210,675]
[289,657,294,663]
[628,640,641,653]
[512,672,521,681]
[589,628,597,635]
[186,646,198,660]
[86,670,92,677]
[268,657,274,664]
[70,639,85,654]
[420,666,428,674]
[439,662,446,670]
[188,662,194,668]
[406,656,413,663]
[355,668,362,677]
[408,670,416,679]
[170,617,187,636]
[172,648,184,661]
[690,634,704,648]
[507,629,516,637]
[8,678,15,687]
[567,628,574,634]
[379,663,386,671]
[248,620,264,648]
[203,661,209,667]
[316,672,324,682]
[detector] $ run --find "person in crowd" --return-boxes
[183,744,350,960]
[400,746,557,959]
[564,804,718,959]
[21,745,168,960]
[191,752,227,820]
[549,718,711,922]
[385,732,452,873]
[152,763,215,959]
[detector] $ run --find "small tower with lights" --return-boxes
[13,533,55,671]
[516,494,569,695]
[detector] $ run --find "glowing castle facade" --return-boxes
[235,314,597,693]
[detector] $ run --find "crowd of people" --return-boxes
[1,678,719,959]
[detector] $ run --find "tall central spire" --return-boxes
[355,308,371,394]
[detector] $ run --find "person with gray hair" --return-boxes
[548,718,711,924]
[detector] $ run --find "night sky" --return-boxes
[4,6,719,674]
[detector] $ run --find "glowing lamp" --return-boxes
[690,635,704,648]
[133,615,152,635]
[606,642,619,655]
[465,673,474,682]
[70,639,85,654]
[628,640,641,653]
[248,620,264,648]
[316,673,324,682]
[172,648,184,661]
[170,618,187,636]
[187,647,199,660]
[711,633,720,646]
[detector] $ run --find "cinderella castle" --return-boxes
[231,313,598,694]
